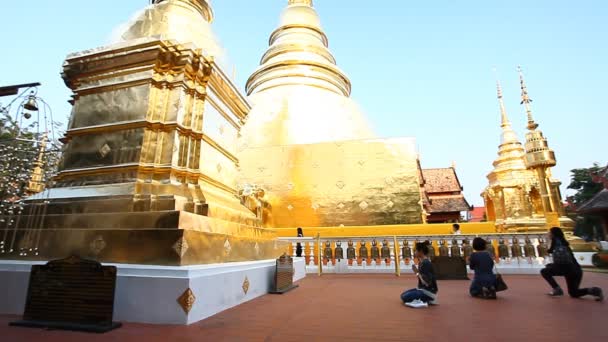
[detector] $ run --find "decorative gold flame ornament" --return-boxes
[177,288,196,314]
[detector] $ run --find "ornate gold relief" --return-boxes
[242,277,250,295]
[177,288,196,314]
[89,235,107,256]
[173,237,189,258]
[224,239,232,256]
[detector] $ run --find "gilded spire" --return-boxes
[496,79,510,128]
[288,0,313,6]
[518,65,538,131]
[494,76,520,146]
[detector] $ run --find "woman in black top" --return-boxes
[295,227,304,257]
[469,237,497,299]
[541,227,603,301]
[400,241,438,307]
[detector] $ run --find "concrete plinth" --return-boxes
[0,258,306,325]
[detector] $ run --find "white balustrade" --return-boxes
[278,232,593,275]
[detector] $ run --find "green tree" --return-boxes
[567,163,606,240]
[566,163,604,208]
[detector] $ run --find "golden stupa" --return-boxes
[0,0,287,265]
[482,68,572,232]
[238,0,425,228]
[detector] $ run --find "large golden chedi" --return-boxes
[482,70,572,231]
[238,0,425,228]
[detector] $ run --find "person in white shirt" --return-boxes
[452,223,462,235]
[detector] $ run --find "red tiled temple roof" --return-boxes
[427,196,471,213]
[421,167,470,215]
[468,206,486,222]
[422,168,463,194]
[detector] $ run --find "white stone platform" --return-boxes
[0,258,306,325]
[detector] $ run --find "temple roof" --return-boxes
[422,168,463,193]
[578,189,608,214]
[427,196,471,213]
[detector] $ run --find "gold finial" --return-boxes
[288,0,313,6]
[495,75,510,129]
[518,65,538,130]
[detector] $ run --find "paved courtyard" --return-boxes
[2,272,607,341]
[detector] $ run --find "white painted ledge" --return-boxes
[0,258,306,325]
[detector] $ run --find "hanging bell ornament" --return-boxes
[23,94,39,111]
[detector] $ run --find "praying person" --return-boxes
[400,241,438,308]
[469,237,497,299]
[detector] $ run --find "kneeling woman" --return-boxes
[401,241,438,308]
[469,237,497,299]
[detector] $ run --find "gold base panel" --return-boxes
[0,211,287,266]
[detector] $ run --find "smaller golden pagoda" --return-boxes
[482,69,572,231]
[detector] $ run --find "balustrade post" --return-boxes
[317,234,322,276]
[291,241,298,258]
[307,241,315,266]
[393,236,400,277]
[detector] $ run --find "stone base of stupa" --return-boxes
[0,258,306,325]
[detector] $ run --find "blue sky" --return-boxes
[1,0,606,206]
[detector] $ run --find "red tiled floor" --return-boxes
[2,272,607,342]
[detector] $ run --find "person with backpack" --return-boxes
[400,241,438,308]
[541,227,604,301]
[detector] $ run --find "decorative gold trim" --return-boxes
[177,288,196,314]
[89,235,107,256]
[201,133,238,164]
[242,276,250,295]
[56,164,140,180]
[269,24,329,47]
[206,93,241,130]
[173,237,189,257]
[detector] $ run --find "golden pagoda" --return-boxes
[238,0,425,228]
[482,69,572,231]
[0,0,286,265]
[518,66,568,226]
